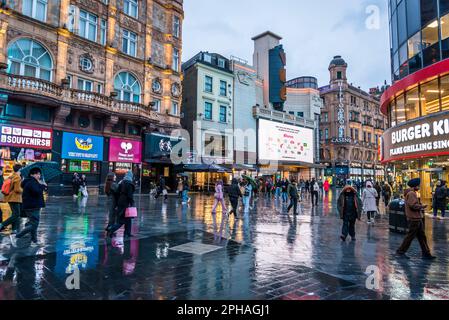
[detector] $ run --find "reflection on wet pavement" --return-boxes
[0,191,449,300]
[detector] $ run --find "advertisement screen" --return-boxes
[61,132,104,161]
[0,124,52,150]
[109,138,142,163]
[258,119,314,163]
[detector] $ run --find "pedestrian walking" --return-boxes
[374,182,382,208]
[243,179,253,213]
[107,171,136,238]
[211,180,227,215]
[338,185,362,242]
[311,179,319,206]
[323,180,330,193]
[383,182,393,206]
[305,180,310,197]
[9,167,47,248]
[396,178,436,260]
[275,179,282,200]
[177,177,183,199]
[362,181,378,223]
[104,172,119,232]
[287,180,299,215]
[281,178,289,204]
[155,176,168,201]
[0,164,23,234]
[79,174,88,197]
[72,173,81,198]
[182,177,190,204]
[432,180,447,218]
[228,178,242,218]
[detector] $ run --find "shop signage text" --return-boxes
[61,132,104,161]
[0,124,52,150]
[382,112,449,162]
[109,138,142,164]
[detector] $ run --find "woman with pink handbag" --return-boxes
[211,180,227,215]
[107,171,136,239]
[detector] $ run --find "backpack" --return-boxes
[1,178,13,196]
[289,185,297,197]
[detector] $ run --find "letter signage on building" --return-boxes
[109,138,142,163]
[0,124,53,150]
[382,112,449,163]
[258,119,314,164]
[61,132,104,161]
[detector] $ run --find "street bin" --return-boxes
[388,199,409,234]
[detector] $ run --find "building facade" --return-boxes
[320,56,386,186]
[0,0,184,194]
[381,0,449,202]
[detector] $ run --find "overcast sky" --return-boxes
[182,0,391,91]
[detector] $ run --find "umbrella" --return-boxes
[20,161,62,182]
[242,175,257,189]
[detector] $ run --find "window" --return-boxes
[218,58,225,68]
[420,79,440,115]
[219,106,227,122]
[173,16,181,38]
[368,133,372,144]
[153,99,161,112]
[421,0,438,27]
[97,83,103,94]
[289,111,295,115]
[406,0,420,37]
[100,19,107,46]
[392,11,398,52]
[22,0,47,22]
[219,80,227,96]
[422,20,439,49]
[93,118,103,131]
[204,102,213,120]
[441,75,449,111]
[297,112,304,117]
[407,31,421,58]
[78,115,90,128]
[337,71,342,79]
[405,86,419,120]
[441,0,449,16]
[124,0,138,18]
[7,38,53,81]
[172,48,180,72]
[79,10,98,42]
[67,75,73,88]
[399,43,408,65]
[354,129,359,141]
[325,129,329,139]
[122,29,137,57]
[205,76,213,93]
[323,113,328,122]
[31,106,50,122]
[171,101,179,115]
[397,0,407,45]
[363,132,367,142]
[114,72,141,103]
[128,124,141,136]
[4,102,26,118]
[396,94,406,124]
[350,96,356,105]
[112,119,126,134]
[203,53,212,63]
[77,78,93,91]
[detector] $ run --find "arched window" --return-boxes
[114,72,141,103]
[7,38,53,81]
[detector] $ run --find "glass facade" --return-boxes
[389,0,449,81]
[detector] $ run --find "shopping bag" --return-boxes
[125,207,138,218]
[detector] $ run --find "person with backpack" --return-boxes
[0,164,23,233]
[9,167,47,248]
[338,185,363,242]
[362,181,379,224]
[311,179,319,206]
[228,178,242,218]
[433,180,447,218]
[287,180,300,215]
[107,171,136,238]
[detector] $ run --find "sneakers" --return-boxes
[9,234,17,247]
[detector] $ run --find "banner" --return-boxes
[109,138,142,163]
[0,124,52,150]
[62,132,104,161]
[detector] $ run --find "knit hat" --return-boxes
[123,170,133,182]
[408,178,421,188]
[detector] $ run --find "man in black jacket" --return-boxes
[10,168,47,247]
[228,178,242,218]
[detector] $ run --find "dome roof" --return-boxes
[329,55,347,67]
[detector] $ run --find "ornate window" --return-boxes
[124,0,138,18]
[22,0,47,22]
[114,72,141,103]
[7,38,53,81]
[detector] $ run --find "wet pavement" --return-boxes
[0,190,449,300]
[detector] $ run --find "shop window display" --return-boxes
[420,79,440,115]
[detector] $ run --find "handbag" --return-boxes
[125,207,138,218]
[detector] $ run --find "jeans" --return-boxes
[182,190,189,203]
[397,220,431,256]
[282,192,288,203]
[275,188,281,199]
[243,196,251,213]
[1,202,21,231]
[341,216,356,239]
[287,197,298,214]
[311,191,319,206]
[434,206,446,217]
[16,209,40,242]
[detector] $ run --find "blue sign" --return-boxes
[62,132,104,161]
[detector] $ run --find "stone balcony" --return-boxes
[252,106,315,129]
[0,72,167,125]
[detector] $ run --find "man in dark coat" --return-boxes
[287,180,299,215]
[433,180,447,218]
[228,178,242,218]
[10,167,47,247]
[396,178,436,260]
[337,185,362,242]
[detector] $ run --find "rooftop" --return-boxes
[251,31,283,41]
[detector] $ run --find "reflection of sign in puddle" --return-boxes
[63,241,95,274]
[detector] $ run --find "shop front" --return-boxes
[143,132,182,192]
[349,162,362,182]
[60,132,104,195]
[0,123,53,178]
[381,111,449,203]
[108,137,142,184]
[363,165,375,181]
[334,164,349,187]
[375,165,385,182]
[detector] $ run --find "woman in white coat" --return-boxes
[362,181,378,223]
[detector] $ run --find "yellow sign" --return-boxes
[75,138,93,151]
